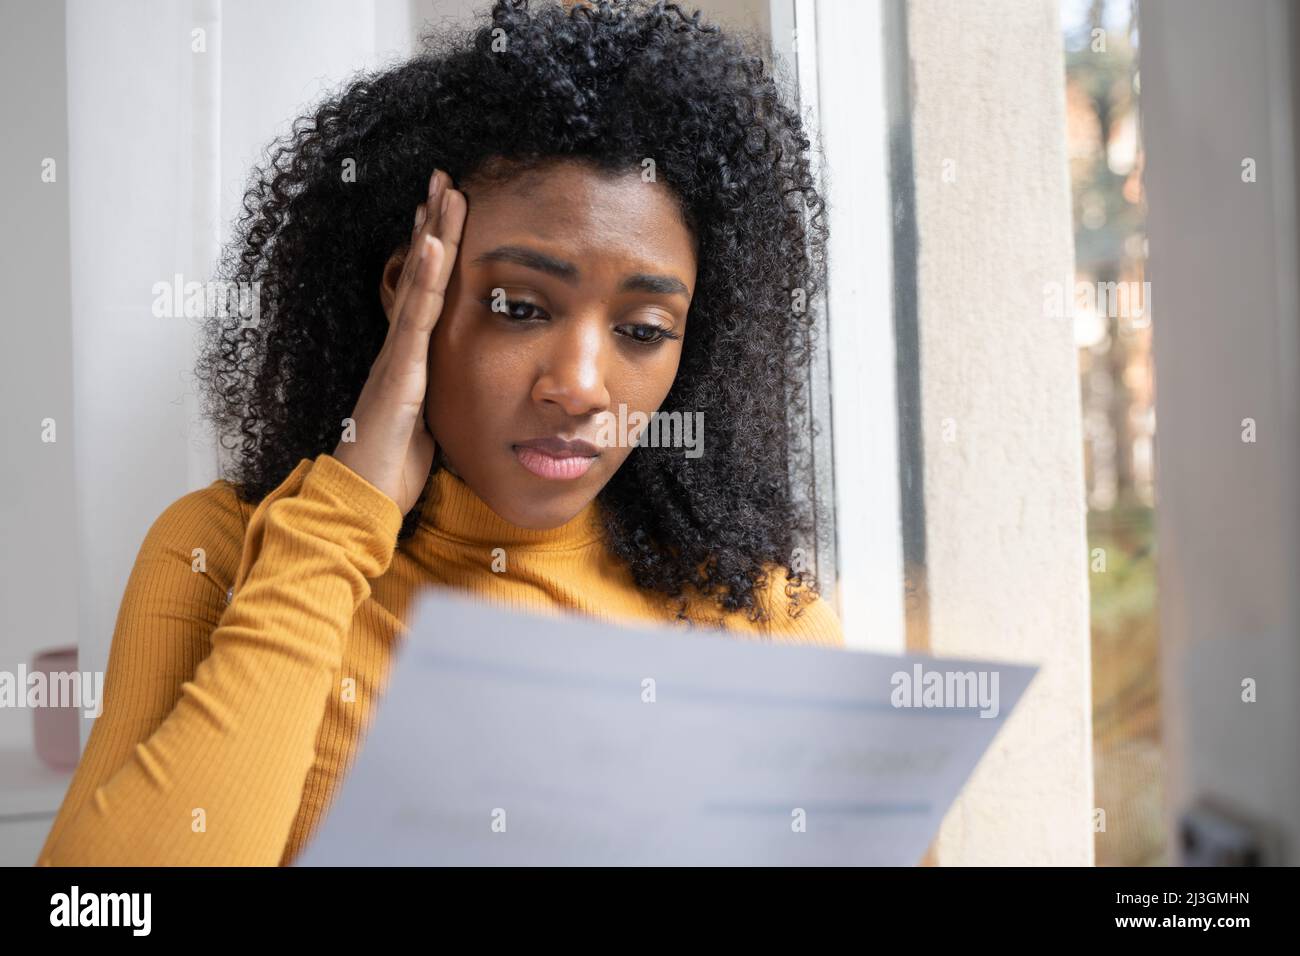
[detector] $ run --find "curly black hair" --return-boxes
[197,0,830,623]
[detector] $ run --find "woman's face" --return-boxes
[402,159,697,529]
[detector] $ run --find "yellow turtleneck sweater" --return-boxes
[36,453,843,866]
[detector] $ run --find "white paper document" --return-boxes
[297,587,1037,866]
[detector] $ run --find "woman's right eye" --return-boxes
[479,296,548,322]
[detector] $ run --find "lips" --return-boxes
[514,436,600,458]
[512,436,599,481]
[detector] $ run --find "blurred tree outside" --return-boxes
[1063,0,1163,866]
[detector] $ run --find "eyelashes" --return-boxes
[476,296,682,345]
[481,296,545,322]
[621,324,681,345]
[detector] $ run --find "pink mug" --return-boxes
[30,645,81,770]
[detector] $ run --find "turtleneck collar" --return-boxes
[415,467,606,550]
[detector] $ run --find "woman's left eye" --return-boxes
[618,323,681,345]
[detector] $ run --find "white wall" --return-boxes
[0,0,79,752]
[906,0,1094,865]
[1142,0,1300,865]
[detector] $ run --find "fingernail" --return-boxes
[419,234,433,260]
[415,204,427,230]
[440,191,450,216]
[429,168,442,199]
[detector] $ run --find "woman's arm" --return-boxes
[36,453,402,866]
[38,170,463,867]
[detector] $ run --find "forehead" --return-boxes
[461,160,698,283]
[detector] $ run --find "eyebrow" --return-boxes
[471,244,690,297]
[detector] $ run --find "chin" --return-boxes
[491,485,592,529]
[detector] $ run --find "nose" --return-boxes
[530,316,611,418]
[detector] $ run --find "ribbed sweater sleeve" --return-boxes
[35,454,403,866]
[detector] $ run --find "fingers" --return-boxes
[390,168,460,324]
[387,234,445,370]
[386,170,465,371]
[434,183,466,289]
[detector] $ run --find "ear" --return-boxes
[379,247,407,319]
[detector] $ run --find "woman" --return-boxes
[38,0,837,866]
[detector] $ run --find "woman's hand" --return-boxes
[333,169,466,514]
